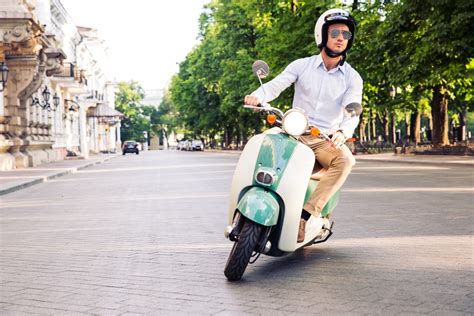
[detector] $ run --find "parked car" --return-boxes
[122,140,139,155]
[177,140,187,151]
[190,140,204,151]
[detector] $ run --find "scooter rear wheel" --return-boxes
[224,220,262,281]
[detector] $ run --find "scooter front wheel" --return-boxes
[224,220,263,281]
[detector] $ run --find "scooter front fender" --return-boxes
[237,187,280,226]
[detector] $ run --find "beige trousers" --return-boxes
[299,135,355,217]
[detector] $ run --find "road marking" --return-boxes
[354,166,450,170]
[78,163,236,173]
[0,193,230,209]
[343,187,473,192]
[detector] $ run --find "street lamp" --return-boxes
[64,99,80,112]
[52,93,60,110]
[0,62,9,92]
[31,86,54,111]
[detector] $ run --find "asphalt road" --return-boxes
[0,150,472,315]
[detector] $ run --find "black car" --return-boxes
[122,141,139,155]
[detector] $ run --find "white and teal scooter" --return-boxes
[224,61,361,281]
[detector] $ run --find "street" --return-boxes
[0,150,473,315]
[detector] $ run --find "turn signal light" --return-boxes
[310,127,320,136]
[347,137,356,142]
[267,114,277,125]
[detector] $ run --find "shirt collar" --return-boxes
[315,54,346,74]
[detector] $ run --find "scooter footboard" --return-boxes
[237,187,280,226]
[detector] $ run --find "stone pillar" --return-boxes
[3,54,47,168]
[78,104,88,158]
[116,121,121,151]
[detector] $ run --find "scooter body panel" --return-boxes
[228,133,266,224]
[273,141,315,251]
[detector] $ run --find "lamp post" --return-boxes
[0,62,9,92]
[31,86,56,111]
[52,93,60,110]
[64,99,80,112]
[389,86,397,144]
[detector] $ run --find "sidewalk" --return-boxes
[0,154,119,196]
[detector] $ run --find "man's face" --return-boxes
[326,23,350,54]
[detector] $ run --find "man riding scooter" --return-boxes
[244,8,363,242]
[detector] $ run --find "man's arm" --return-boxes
[245,60,301,105]
[338,72,363,138]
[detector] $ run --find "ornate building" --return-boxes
[0,0,122,171]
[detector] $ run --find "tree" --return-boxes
[375,0,473,146]
[115,81,151,142]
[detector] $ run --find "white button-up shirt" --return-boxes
[251,54,363,137]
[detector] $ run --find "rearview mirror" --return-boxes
[252,60,269,79]
[344,103,362,117]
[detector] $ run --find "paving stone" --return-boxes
[1,151,472,315]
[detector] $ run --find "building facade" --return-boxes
[0,0,122,171]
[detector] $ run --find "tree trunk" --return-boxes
[431,85,449,147]
[383,111,390,143]
[290,0,297,12]
[410,111,421,145]
[390,112,396,144]
[359,112,367,142]
[405,113,411,142]
[367,115,372,141]
[460,108,467,141]
[370,109,376,141]
[224,127,232,149]
[352,0,359,11]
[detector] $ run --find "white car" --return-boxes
[190,140,204,151]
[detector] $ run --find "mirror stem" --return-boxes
[258,76,266,104]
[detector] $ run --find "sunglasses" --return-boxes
[330,29,352,40]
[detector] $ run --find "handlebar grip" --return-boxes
[243,104,263,110]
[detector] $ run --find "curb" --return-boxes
[0,155,119,196]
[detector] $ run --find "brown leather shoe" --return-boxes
[297,219,306,243]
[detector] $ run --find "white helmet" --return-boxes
[315,8,356,55]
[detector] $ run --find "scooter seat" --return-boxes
[310,168,327,181]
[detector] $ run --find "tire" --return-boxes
[136,151,139,155]
[122,152,126,155]
[224,220,262,281]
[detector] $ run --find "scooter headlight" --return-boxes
[282,109,308,136]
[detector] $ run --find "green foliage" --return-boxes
[167,0,473,146]
[115,81,152,142]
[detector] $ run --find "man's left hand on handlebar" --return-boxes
[330,131,346,149]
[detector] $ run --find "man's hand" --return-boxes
[244,95,260,106]
[330,131,346,149]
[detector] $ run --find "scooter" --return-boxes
[223,60,361,281]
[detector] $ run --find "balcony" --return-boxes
[55,62,75,78]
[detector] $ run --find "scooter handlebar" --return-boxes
[244,103,284,118]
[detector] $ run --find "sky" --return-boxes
[60,0,210,91]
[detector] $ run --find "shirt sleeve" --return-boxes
[339,71,363,138]
[250,59,301,104]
